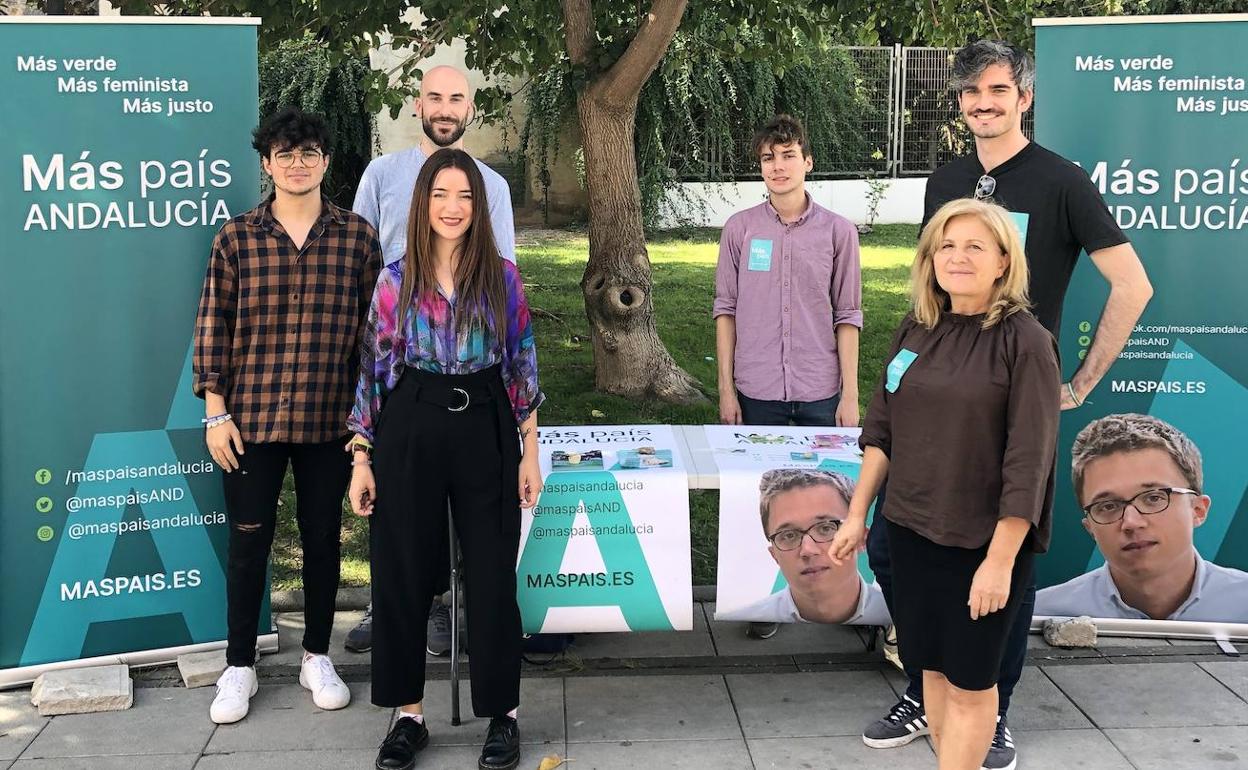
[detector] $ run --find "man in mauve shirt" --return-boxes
[714,114,863,639]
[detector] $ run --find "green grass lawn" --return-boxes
[271,223,918,589]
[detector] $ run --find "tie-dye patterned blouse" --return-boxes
[347,259,544,442]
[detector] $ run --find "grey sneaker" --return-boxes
[344,603,372,653]
[981,715,1017,770]
[426,598,452,656]
[862,694,929,748]
[746,622,780,640]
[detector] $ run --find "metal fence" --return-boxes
[898,46,1036,175]
[679,45,1034,180]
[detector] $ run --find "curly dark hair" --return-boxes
[750,114,811,160]
[251,106,333,157]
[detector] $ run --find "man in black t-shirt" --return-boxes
[861,40,1153,770]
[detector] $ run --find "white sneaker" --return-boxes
[299,653,351,710]
[882,624,904,672]
[210,666,258,724]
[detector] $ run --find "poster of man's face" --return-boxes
[716,467,889,626]
[763,478,857,618]
[1080,447,1210,585]
[1036,414,1248,625]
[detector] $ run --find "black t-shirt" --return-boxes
[922,142,1129,338]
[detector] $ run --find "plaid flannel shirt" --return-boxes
[193,196,382,444]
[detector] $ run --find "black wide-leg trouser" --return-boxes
[368,364,523,716]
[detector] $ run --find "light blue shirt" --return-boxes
[717,577,891,626]
[1036,557,1248,623]
[353,146,516,265]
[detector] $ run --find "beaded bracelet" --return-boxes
[351,459,372,467]
[203,413,233,428]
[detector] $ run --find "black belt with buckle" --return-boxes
[399,364,502,412]
[409,380,495,411]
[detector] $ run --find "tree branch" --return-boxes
[982,0,1000,38]
[597,0,687,106]
[562,0,595,66]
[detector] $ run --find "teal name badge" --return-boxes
[885,348,918,393]
[1009,212,1029,248]
[747,239,773,271]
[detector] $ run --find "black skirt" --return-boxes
[886,517,1034,692]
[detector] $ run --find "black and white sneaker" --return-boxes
[981,715,1017,770]
[862,694,929,748]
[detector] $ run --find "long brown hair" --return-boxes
[397,148,507,346]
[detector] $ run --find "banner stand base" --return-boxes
[0,632,279,690]
[1031,616,1248,643]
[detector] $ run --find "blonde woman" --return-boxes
[829,198,1059,770]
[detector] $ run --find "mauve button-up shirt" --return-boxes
[713,197,863,403]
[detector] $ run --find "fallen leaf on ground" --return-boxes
[537,754,569,770]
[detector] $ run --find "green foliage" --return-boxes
[257,37,375,207]
[862,178,891,230]
[519,32,881,228]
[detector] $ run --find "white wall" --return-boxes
[657,178,928,228]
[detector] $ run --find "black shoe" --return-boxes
[375,715,429,770]
[478,716,520,770]
[345,604,373,653]
[426,599,452,656]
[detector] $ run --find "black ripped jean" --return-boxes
[220,437,351,667]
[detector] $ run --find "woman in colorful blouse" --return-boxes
[346,148,543,770]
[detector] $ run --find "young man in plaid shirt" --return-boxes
[193,107,382,725]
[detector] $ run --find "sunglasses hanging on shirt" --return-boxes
[974,174,997,200]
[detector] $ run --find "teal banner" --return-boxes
[521,426,693,633]
[1034,17,1248,622]
[0,19,261,672]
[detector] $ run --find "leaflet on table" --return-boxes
[705,425,886,627]
[517,425,693,633]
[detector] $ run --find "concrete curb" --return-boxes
[274,584,718,611]
[271,585,371,612]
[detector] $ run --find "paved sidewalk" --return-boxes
[3,604,1247,769]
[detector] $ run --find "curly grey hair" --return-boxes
[1071,414,1203,502]
[758,468,856,534]
[951,39,1035,94]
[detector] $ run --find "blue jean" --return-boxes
[866,485,1034,717]
[737,391,841,427]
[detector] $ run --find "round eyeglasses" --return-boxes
[272,148,325,168]
[767,520,842,551]
[1082,487,1199,525]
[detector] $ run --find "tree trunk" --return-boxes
[576,84,703,404]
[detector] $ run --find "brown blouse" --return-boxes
[860,310,1060,553]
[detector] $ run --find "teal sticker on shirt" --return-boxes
[1009,212,1029,248]
[747,239,773,271]
[885,348,918,393]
